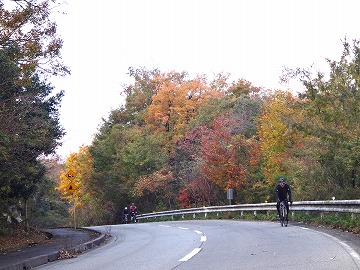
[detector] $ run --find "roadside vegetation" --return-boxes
[57,38,360,227]
[1,1,360,235]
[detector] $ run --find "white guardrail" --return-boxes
[137,200,360,220]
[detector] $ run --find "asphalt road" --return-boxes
[35,220,360,270]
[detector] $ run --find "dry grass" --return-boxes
[0,227,50,253]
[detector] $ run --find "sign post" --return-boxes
[65,170,77,229]
[227,188,233,205]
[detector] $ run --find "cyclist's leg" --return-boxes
[276,201,280,217]
[285,201,289,220]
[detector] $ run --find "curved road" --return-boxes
[36,220,360,270]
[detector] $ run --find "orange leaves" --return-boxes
[145,72,225,145]
[133,168,173,197]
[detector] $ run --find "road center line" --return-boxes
[179,248,202,262]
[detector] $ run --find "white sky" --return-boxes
[51,0,360,159]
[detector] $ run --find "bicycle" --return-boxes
[279,200,288,227]
[122,213,128,224]
[130,212,138,223]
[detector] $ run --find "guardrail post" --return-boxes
[253,211,257,217]
[182,214,185,219]
[204,212,207,218]
[193,213,196,219]
[241,211,244,217]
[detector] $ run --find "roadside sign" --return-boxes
[227,188,233,205]
[65,170,76,180]
[66,183,78,193]
[227,189,233,200]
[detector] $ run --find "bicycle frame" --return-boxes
[279,200,288,227]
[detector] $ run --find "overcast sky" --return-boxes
[51,0,360,159]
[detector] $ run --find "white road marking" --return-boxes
[179,248,202,262]
[158,225,206,262]
[300,226,360,268]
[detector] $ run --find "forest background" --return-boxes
[57,39,360,226]
[1,0,360,231]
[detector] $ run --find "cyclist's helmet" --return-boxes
[278,178,285,183]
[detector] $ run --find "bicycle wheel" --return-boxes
[284,206,288,227]
[281,201,288,227]
[279,202,285,226]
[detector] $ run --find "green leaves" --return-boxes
[0,0,69,78]
[67,38,360,223]
[283,38,360,198]
[0,1,67,231]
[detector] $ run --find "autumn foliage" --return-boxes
[58,39,360,225]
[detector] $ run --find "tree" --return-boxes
[0,0,69,78]
[284,38,360,199]
[145,72,225,147]
[27,156,70,229]
[121,67,161,125]
[133,167,176,211]
[200,115,260,191]
[0,0,67,232]
[58,146,97,226]
[257,91,300,186]
[0,50,64,231]
[227,78,262,97]
[174,127,224,207]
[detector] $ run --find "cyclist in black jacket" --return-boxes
[275,178,292,220]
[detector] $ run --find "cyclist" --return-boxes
[275,178,292,220]
[122,206,129,223]
[130,203,138,222]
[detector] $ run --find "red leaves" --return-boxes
[178,114,260,191]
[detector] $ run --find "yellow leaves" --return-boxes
[257,91,301,185]
[57,145,94,204]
